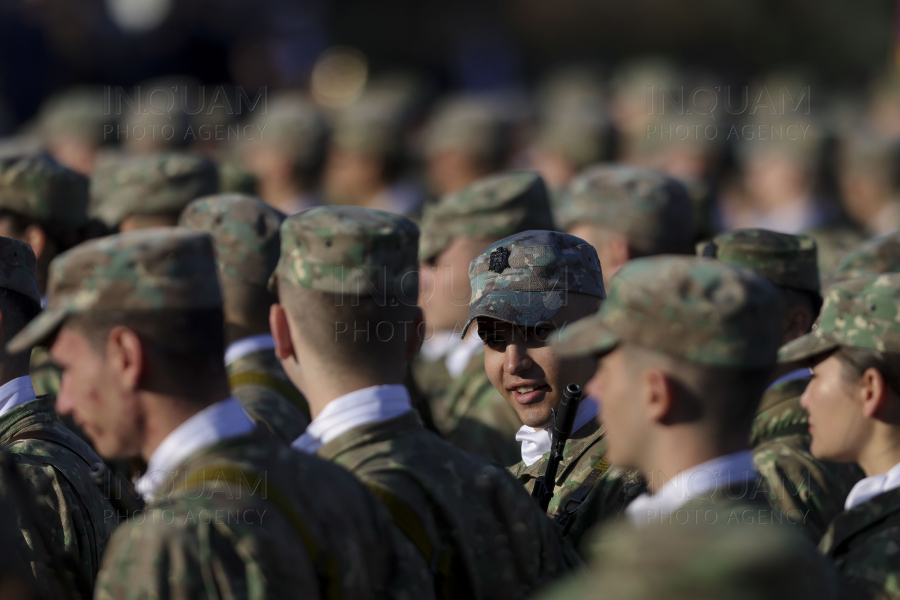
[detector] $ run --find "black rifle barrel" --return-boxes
[531,383,583,513]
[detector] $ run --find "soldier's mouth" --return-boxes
[510,384,548,404]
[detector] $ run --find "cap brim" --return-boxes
[552,313,621,358]
[777,330,840,366]
[6,307,70,354]
[461,290,567,338]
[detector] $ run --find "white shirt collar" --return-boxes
[291,384,412,454]
[766,367,812,392]
[135,397,255,502]
[845,460,900,510]
[224,334,276,366]
[0,376,36,418]
[515,397,600,467]
[625,450,757,528]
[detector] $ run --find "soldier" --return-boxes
[836,131,900,237]
[778,273,900,599]
[0,236,115,600]
[8,228,434,600]
[36,86,115,175]
[556,164,694,288]
[269,206,576,599]
[417,171,555,466]
[830,230,900,283]
[179,194,310,442]
[700,229,864,541]
[90,151,218,232]
[468,230,645,548]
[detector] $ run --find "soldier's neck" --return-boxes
[139,393,217,462]
[857,423,900,478]
[642,429,750,494]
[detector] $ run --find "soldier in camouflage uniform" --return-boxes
[179,194,310,442]
[270,205,577,600]
[0,236,115,600]
[779,274,900,599]
[465,230,644,548]
[36,85,115,176]
[416,171,555,466]
[699,229,864,541]
[89,151,218,232]
[555,164,695,288]
[830,230,900,283]
[8,228,434,600]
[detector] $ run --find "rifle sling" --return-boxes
[229,371,311,420]
[556,458,611,532]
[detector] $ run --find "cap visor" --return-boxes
[553,314,620,358]
[460,290,566,338]
[777,331,840,366]
[7,308,69,355]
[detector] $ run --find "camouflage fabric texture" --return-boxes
[779,273,900,364]
[28,346,60,397]
[1,396,117,600]
[0,151,90,230]
[246,92,328,165]
[90,152,219,228]
[463,230,605,337]
[0,237,40,305]
[556,164,694,255]
[698,228,820,293]
[37,86,112,144]
[7,228,222,353]
[272,205,419,299]
[830,231,900,283]
[751,376,864,542]
[317,411,576,600]
[95,429,435,600]
[419,171,555,263]
[510,418,646,550]
[423,95,506,161]
[0,450,43,600]
[332,95,404,156]
[555,256,783,368]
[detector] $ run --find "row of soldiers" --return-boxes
[0,146,898,598]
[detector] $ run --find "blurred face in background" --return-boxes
[323,147,385,206]
[419,237,493,334]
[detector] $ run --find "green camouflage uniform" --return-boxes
[0,237,116,600]
[275,206,576,599]
[9,228,434,600]
[179,194,310,442]
[462,229,645,543]
[418,171,555,466]
[89,151,219,229]
[780,274,900,599]
[830,230,900,283]
[700,229,864,541]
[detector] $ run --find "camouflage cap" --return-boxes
[779,274,900,364]
[462,230,605,337]
[271,205,419,299]
[830,231,900,283]
[554,256,783,368]
[7,228,222,353]
[37,86,113,144]
[698,229,820,293]
[423,95,506,159]
[558,164,694,255]
[246,92,328,167]
[0,237,40,305]
[0,151,90,230]
[178,194,285,287]
[332,95,403,156]
[90,152,219,228]
[419,171,555,262]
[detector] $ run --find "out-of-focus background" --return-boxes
[1,0,897,272]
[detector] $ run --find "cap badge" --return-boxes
[489,246,511,274]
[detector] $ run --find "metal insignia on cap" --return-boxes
[489,246,511,273]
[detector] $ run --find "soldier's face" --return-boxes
[51,326,141,459]
[802,354,873,463]
[586,347,646,470]
[419,237,493,334]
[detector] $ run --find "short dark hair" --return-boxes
[0,288,41,359]
[835,346,900,399]
[0,209,87,252]
[782,287,823,325]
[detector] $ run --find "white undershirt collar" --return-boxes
[224,334,276,367]
[515,397,600,467]
[0,376,36,418]
[291,384,412,454]
[845,460,900,510]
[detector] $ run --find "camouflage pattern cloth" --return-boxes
[1,396,117,600]
[0,151,90,232]
[422,95,507,165]
[179,195,311,441]
[89,152,219,229]
[555,164,694,255]
[805,225,867,283]
[419,171,555,263]
[246,92,328,167]
[317,411,576,600]
[698,228,820,293]
[29,346,60,397]
[37,86,113,145]
[95,428,435,600]
[830,230,900,283]
[510,418,646,549]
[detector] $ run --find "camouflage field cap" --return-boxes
[332,96,403,156]
[698,229,820,293]
[830,232,900,283]
[558,164,694,254]
[423,95,505,158]
[7,228,222,353]
[0,237,40,305]
[779,274,900,364]
[247,92,328,166]
[179,194,285,288]
[271,205,419,299]
[419,171,555,262]
[462,230,605,337]
[0,152,90,230]
[90,152,219,227]
[554,256,782,367]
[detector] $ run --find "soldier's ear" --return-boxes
[860,367,890,419]
[269,304,295,361]
[107,326,144,392]
[643,367,675,424]
[22,225,47,261]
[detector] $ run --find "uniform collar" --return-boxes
[224,334,276,366]
[0,376,36,418]
[515,397,600,467]
[845,460,900,510]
